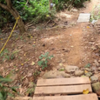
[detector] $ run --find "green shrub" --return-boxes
[38,52,53,70]
[0,75,18,100]
[53,0,89,10]
[0,0,88,28]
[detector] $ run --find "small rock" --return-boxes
[91,66,97,71]
[91,20,97,24]
[90,75,98,82]
[64,65,79,73]
[71,8,78,12]
[75,70,84,76]
[84,68,92,72]
[92,82,100,96]
[42,71,59,79]
[42,70,71,79]
[85,72,93,77]
[60,72,70,78]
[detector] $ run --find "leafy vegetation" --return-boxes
[0,75,18,100]
[90,5,100,22]
[0,0,88,28]
[0,49,19,62]
[38,52,53,70]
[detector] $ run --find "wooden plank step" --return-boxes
[33,94,98,100]
[35,84,92,95]
[37,77,91,86]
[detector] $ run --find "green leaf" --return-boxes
[38,61,43,66]
[11,87,18,93]
[8,93,14,97]
[0,77,12,83]
[0,83,3,87]
[0,92,4,100]
[45,52,49,57]
[84,63,91,68]
[39,56,42,59]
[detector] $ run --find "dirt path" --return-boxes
[61,0,100,67]
[65,24,83,66]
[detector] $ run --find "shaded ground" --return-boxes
[0,0,100,97]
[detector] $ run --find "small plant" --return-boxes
[0,49,10,61]
[0,49,19,62]
[33,71,41,77]
[84,63,91,68]
[26,88,35,96]
[90,5,100,22]
[38,52,53,70]
[0,75,18,100]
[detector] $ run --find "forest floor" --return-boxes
[0,0,100,98]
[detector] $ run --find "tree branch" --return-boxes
[0,3,8,10]
[6,0,12,9]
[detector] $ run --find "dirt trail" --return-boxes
[80,0,99,13]
[66,24,84,66]
[60,0,99,66]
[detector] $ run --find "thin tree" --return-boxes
[0,0,25,33]
[49,0,52,10]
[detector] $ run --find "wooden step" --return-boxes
[33,94,98,100]
[35,84,92,95]
[33,77,98,100]
[37,77,91,86]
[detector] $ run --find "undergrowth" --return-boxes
[0,0,89,28]
[0,75,18,100]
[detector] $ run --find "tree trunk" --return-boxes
[8,7,26,33]
[0,0,25,33]
[49,0,52,10]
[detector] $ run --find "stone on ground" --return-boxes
[77,13,90,22]
[42,70,71,79]
[59,71,70,78]
[75,70,84,76]
[84,68,92,72]
[64,65,79,73]
[90,75,98,82]
[92,82,100,96]
[85,72,93,77]
[91,66,97,71]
